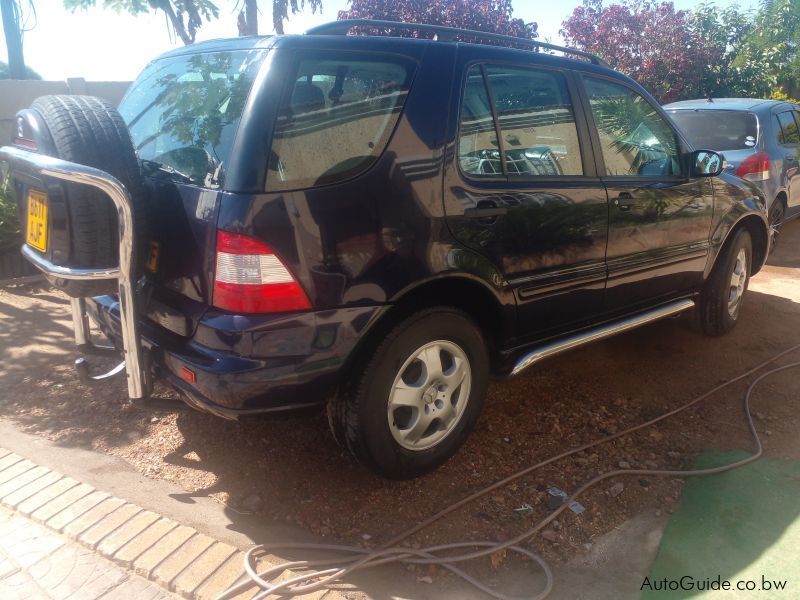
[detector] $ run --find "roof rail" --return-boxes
[305,19,609,67]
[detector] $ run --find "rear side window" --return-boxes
[459,65,584,177]
[667,109,758,151]
[266,55,414,191]
[776,111,800,145]
[119,49,266,188]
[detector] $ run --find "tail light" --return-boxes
[735,152,770,182]
[213,230,311,314]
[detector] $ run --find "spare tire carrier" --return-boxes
[0,145,146,400]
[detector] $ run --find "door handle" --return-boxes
[464,200,507,225]
[614,192,636,211]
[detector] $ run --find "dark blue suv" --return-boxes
[7,21,770,478]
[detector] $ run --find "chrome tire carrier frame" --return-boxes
[1,145,146,400]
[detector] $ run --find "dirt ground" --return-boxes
[1,220,800,589]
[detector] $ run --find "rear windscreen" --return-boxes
[119,49,266,187]
[666,109,758,151]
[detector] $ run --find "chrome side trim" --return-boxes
[510,298,695,377]
[1,145,144,399]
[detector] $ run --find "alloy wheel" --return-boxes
[387,340,472,451]
[728,248,748,318]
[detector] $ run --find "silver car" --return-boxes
[665,98,800,235]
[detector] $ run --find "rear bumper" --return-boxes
[86,295,386,419]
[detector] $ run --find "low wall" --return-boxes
[0,78,131,145]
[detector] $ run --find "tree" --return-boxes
[561,0,717,103]
[64,0,220,45]
[0,59,41,79]
[338,0,537,40]
[737,0,800,98]
[690,2,760,98]
[1,0,27,79]
[272,0,322,34]
[237,0,323,36]
[237,0,257,35]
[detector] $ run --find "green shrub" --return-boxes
[0,180,21,253]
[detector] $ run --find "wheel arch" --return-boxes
[707,213,770,278]
[335,275,514,395]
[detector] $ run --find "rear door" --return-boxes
[774,108,800,214]
[444,48,609,341]
[118,47,268,336]
[580,75,713,313]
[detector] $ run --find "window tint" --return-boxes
[266,56,413,191]
[584,77,682,177]
[667,110,757,151]
[776,111,800,145]
[458,65,583,178]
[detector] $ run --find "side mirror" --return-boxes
[691,150,724,177]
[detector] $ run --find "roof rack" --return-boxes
[305,19,609,67]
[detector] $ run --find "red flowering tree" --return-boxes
[561,0,711,103]
[338,0,537,39]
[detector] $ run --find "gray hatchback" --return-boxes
[665,98,800,233]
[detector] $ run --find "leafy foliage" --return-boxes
[65,0,219,44]
[338,0,537,40]
[561,0,714,103]
[690,2,760,98]
[0,60,41,79]
[562,0,800,103]
[734,0,800,98]
[0,181,20,253]
[272,0,323,34]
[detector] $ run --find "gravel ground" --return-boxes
[1,220,799,582]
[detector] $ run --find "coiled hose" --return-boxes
[216,342,800,600]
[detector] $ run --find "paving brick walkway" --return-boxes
[0,505,174,600]
[0,447,272,600]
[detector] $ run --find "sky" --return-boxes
[1,0,760,82]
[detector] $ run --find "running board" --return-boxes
[510,299,696,377]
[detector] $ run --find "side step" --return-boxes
[510,298,696,377]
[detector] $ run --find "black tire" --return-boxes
[696,228,752,336]
[328,308,489,479]
[768,197,786,253]
[30,95,148,297]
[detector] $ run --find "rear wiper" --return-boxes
[140,159,195,184]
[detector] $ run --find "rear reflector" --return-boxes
[735,151,770,182]
[179,366,196,385]
[213,230,311,314]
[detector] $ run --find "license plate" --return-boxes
[26,190,48,253]
[146,240,160,273]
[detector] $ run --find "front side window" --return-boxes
[458,65,584,177]
[776,111,800,145]
[584,77,682,177]
[120,49,266,188]
[267,56,413,191]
